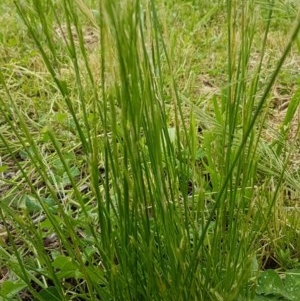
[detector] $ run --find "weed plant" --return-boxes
[0,0,299,300]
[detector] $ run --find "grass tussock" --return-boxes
[0,0,300,300]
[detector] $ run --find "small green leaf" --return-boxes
[19,150,29,160]
[285,270,300,300]
[42,197,56,207]
[52,255,77,270]
[196,148,206,160]
[69,166,80,177]
[1,280,27,298]
[52,157,64,173]
[34,286,61,301]
[55,112,68,124]
[41,128,51,143]
[25,195,42,213]
[52,255,81,279]
[256,270,291,300]
[41,197,57,213]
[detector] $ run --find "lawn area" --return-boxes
[0,0,300,300]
